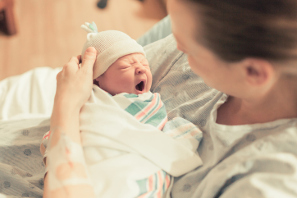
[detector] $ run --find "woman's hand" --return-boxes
[43,47,98,198]
[54,47,97,111]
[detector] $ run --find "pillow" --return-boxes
[145,34,222,128]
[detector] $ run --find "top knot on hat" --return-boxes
[81,22,145,79]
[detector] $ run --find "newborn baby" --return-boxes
[81,22,152,95]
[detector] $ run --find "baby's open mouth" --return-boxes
[136,81,144,91]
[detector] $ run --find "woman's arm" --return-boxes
[43,47,97,198]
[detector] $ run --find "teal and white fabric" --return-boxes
[41,86,203,198]
[78,86,202,197]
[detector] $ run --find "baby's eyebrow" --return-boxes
[120,59,132,65]
[133,57,147,63]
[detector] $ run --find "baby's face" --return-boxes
[95,53,152,95]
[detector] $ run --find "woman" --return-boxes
[44,0,297,197]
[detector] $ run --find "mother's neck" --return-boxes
[217,77,297,126]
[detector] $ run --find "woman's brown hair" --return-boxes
[185,0,297,63]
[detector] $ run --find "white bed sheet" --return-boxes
[0,67,61,121]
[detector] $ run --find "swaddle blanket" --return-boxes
[41,85,203,197]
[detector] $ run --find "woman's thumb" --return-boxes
[81,47,97,72]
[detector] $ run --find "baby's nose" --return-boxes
[135,64,146,74]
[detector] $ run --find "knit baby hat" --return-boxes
[81,22,146,79]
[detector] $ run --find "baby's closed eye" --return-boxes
[119,64,132,69]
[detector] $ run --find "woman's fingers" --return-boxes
[69,56,80,65]
[81,47,97,73]
[61,47,96,76]
[64,56,81,74]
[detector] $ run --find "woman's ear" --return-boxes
[243,58,275,87]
